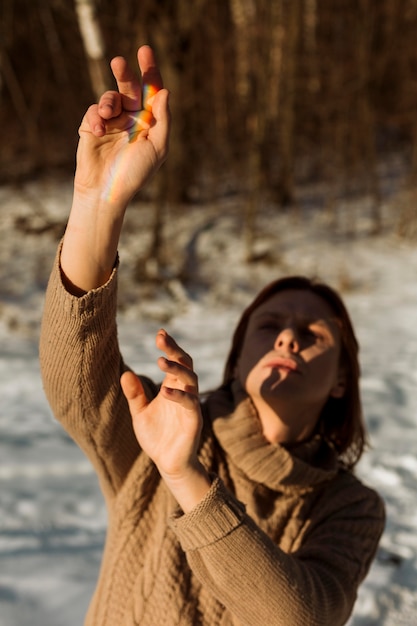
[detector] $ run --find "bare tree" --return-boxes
[75,0,111,98]
[1,0,416,242]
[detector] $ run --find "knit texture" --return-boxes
[39,247,385,626]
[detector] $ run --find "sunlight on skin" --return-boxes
[102,83,159,203]
[143,83,158,111]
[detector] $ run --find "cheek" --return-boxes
[237,350,268,394]
[236,362,261,401]
[241,370,253,396]
[236,341,263,387]
[310,347,341,386]
[236,355,251,389]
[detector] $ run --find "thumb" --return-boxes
[151,87,170,119]
[149,88,170,153]
[120,371,148,413]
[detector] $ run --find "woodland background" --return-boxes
[2,5,417,623]
[1,0,417,260]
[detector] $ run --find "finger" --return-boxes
[81,103,107,137]
[137,45,164,111]
[156,329,193,369]
[120,371,148,413]
[97,90,123,119]
[158,356,199,395]
[82,93,124,137]
[146,88,170,158]
[160,385,201,410]
[110,55,142,111]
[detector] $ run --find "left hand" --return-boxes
[121,330,211,510]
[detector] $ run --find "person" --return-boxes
[39,45,385,626]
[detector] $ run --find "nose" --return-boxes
[274,327,300,353]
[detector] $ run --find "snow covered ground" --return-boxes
[1,176,417,625]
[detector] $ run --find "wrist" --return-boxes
[161,463,212,514]
[72,182,129,215]
[60,188,126,294]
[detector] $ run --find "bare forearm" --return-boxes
[60,189,127,295]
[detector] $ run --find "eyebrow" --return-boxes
[252,311,335,327]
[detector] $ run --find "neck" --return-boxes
[251,396,318,444]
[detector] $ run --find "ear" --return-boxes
[330,369,347,399]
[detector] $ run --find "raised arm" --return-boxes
[40,47,170,499]
[61,45,170,295]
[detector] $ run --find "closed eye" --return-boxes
[258,322,280,331]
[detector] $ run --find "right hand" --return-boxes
[75,45,170,207]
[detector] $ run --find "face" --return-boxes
[236,289,346,444]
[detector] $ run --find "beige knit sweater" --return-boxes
[39,248,385,626]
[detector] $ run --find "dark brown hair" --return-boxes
[222,276,367,469]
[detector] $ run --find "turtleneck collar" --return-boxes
[204,381,339,495]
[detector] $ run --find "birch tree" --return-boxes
[75,0,110,99]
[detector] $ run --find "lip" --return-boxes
[264,356,301,373]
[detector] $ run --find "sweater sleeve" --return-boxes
[39,244,141,500]
[169,475,385,626]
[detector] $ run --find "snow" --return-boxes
[1,176,417,624]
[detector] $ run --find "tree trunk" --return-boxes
[75,0,111,99]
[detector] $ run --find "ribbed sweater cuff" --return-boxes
[51,242,119,320]
[169,477,246,551]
